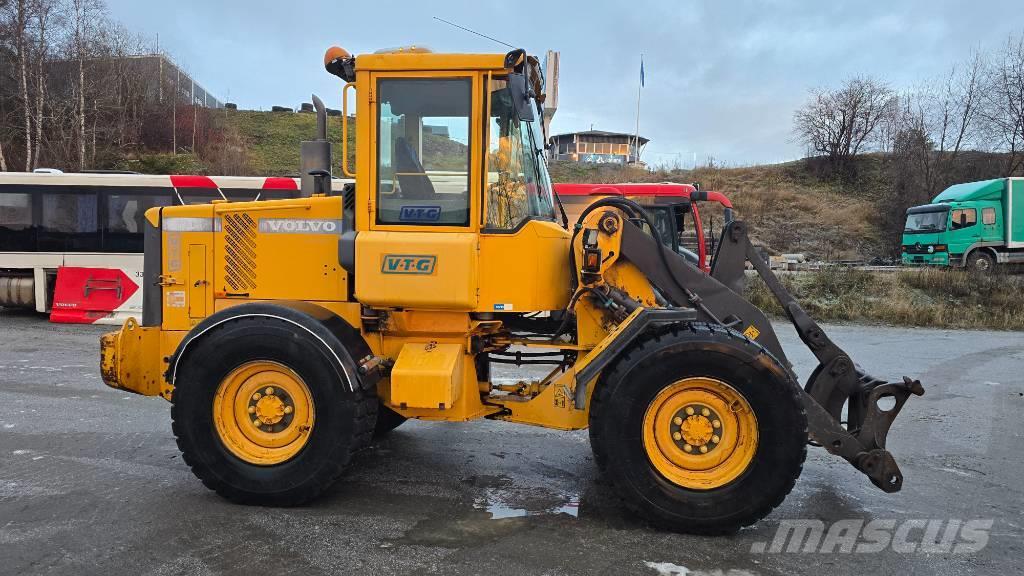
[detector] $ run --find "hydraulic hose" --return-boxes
[565,196,725,327]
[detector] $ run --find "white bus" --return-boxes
[0,172,342,324]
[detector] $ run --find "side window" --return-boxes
[39,193,99,251]
[0,193,32,230]
[376,77,472,226]
[950,208,977,230]
[982,207,996,225]
[484,77,556,230]
[104,193,172,253]
[106,194,171,234]
[0,192,34,251]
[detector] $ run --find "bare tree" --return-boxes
[980,34,1024,175]
[934,50,984,158]
[0,0,9,171]
[4,0,33,170]
[793,76,896,174]
[66,0,103,170]
[31,0,54,169]
[888,52,986,196]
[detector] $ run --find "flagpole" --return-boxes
[634,54,642,164]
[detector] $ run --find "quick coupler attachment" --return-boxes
[802,370,925,493]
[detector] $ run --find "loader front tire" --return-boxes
[171,315,376,506]
[589,323,807,534]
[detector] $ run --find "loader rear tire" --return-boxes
[589,323,807,534]
[171,316,377,506]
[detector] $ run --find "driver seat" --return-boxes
[395,137,436,199]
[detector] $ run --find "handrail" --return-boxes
[342,82,356,178]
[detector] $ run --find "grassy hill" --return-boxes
[222,109,354,176]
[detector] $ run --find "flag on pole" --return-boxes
[640,56,645,87]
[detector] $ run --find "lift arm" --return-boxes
[614,216,924,493]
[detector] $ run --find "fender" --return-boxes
[166,301,379,393]
[957,242,1002,266]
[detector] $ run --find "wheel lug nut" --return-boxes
[699,445,708,453]
[252,419,262,427]
[673,416,682,426]
[683,444,693,452]
[252,392,261,401]
[701,408,710,417]
[248,406,256,414]
[284,406,293,414]
[712,435,720,443]
[712,420,721,429]
[265,387,274,396]
[672,432,682,441]
[685,407,694,416]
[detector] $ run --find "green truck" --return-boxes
[902,178,1024,272]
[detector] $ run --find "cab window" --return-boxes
[982,207,996,225]
[376,77,472,226]
[484,77,556,231]
[950,208,977,230]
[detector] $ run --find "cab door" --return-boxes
[354,73,481,310]
[949,207,980,255]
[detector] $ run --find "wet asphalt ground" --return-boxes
[0,308,1022,575]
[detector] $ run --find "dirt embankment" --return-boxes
[548,160,886,261]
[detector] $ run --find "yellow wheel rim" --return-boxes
[213,361,315,466]
[642,376,758,490]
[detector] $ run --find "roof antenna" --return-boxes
[432,16,517,49]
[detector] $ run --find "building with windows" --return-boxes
[548,130,648,165]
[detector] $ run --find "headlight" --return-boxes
[927,246,934,253]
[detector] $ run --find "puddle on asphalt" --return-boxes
[393,483,583,548]
[474,486,580,519]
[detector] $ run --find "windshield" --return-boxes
[648,206,674,245]
[904,210,947,234]
[485,78,557,230]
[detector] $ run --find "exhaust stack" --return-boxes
[300,94,332,197]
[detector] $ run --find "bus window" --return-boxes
[0,193,31,228]
[0,192,34,251]
[39,193,99,252]
[104,193,171,252]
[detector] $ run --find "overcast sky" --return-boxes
[107,0,1023,166]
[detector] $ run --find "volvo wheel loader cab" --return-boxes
[100,45,923,534]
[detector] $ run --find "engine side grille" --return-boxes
[223,213,258,291]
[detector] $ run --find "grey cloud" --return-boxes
[107,0,1022,165]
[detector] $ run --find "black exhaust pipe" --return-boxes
[300,94,332,197]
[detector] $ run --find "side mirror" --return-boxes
[507,73,536,123]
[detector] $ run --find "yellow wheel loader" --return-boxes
[99,46,923,534]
